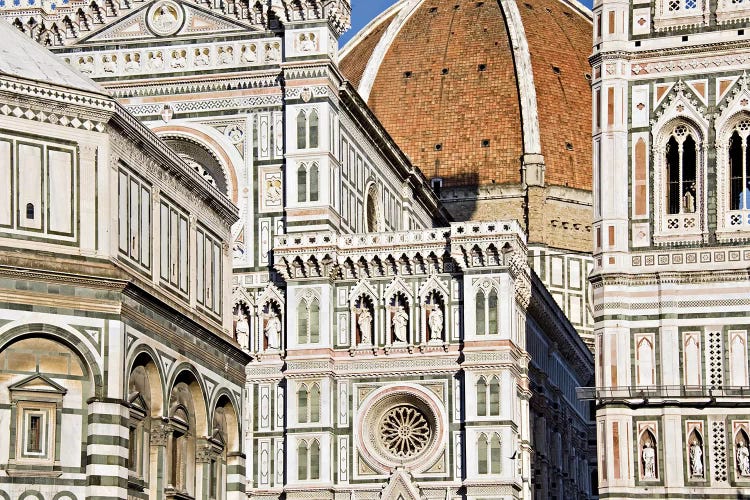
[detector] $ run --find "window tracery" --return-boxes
[653,119,705,242]
[654,0,707,30]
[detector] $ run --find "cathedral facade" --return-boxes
[589,0,750,495]
[0,0,595,499]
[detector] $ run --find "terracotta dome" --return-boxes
[340,0,593,191]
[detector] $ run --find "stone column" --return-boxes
[149,418,170,500]
[86,398,129,500]
[226,451,246,500]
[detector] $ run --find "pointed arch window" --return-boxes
[297,440,308,479]
[296,109,319,150]
[656,120,703,240]
[297,384,308,423]
[297,298,320,344]
[296,383,321,423]
[476,377,487,416]
[297,439,320,480]
[729,120,750,211]
[476,375,501,417]
[296,162,320,204]
[477,433,502,475]
[665,126,697,215]
[475,288,499,336]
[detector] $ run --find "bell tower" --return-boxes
[590,0,750,495]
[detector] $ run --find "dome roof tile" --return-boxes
[340,0,592,191]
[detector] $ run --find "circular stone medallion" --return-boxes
[147,0,184,37]
[357,385,446,473]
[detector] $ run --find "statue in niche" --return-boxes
[642,441,656,479]
[264,311,281,350]
[689,439,703,477]
[235,312,249,350]
[738,441,750,476]
[356,305,372,345]
[682,182,696,213]
[428,304,444,341]
[392,305,408,343]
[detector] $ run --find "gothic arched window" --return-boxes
[297,384,308,423]
[476,377,487,416]
[309,163,319,202]
[665,125,697,215]
[475,288,499,336]
[296,162,319,204]
[477,434,488,474]
[297,298,320,344]
[296,109,319,150]
[297,383,320,423]
[476,375,500,417]
[297,439,320,480]
[297,440,308,479]
[309,384,320,423]
[477,433,502,475]
[297,164,307,203]
[309,440,320,479]
[296,110,307,150]
[489,378,500,417]
[729,120,750,210]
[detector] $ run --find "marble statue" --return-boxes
[235,313,249,350]
[265,313,281,350]
[392,306,408,343]
[642,441,656,479]
[357,306,372,345]
[689,439,703,477]
[738,441,750,477]
[428,305,443,341]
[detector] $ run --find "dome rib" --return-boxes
[496,0,543,162]
[357,0,423,102]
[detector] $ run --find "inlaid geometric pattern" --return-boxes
[708,331,724,389]
[712,421,728,482]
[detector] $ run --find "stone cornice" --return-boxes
[590,267,750,288]
[272,222,528,281]
[110,102,239,227]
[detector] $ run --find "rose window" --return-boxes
[358,388,444,472]
[379,405,432,458]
